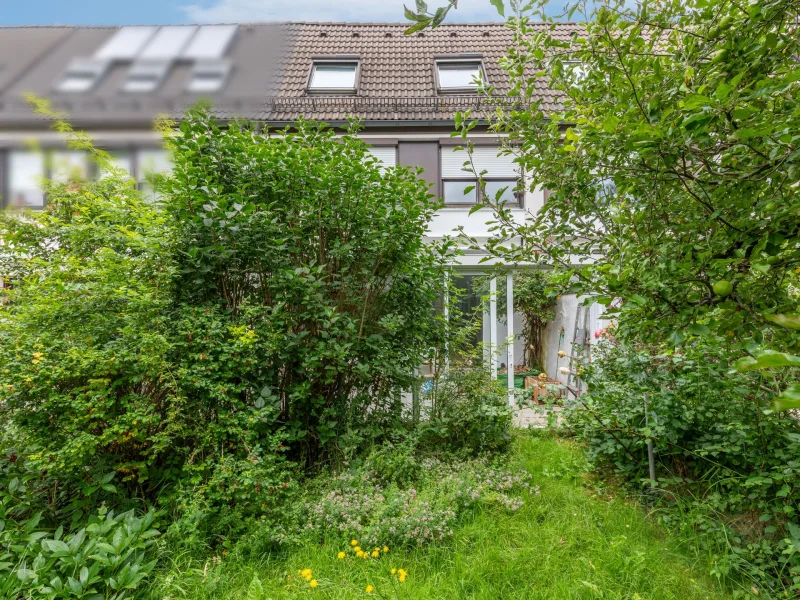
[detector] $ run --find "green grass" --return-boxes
[149,432,732,600]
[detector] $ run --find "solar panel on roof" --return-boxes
[140,26,198,60]
[182,25,238,60]
[94,27,157,60]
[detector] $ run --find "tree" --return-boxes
[412,0,800,404]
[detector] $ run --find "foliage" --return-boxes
[1,505,160,600]
[163,109,450,462]
[420,361,514,455]
[1,104,451,551]
[565,339,800,594]
[148,434,731,600]
[511,270,557,369]
[250,448,535,550]
[0,156,178,487]
[443,0,800,390]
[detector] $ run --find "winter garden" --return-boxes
[1,0,800,598]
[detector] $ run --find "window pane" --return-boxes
[101,151,133,179]
[8,151,45,208]
[443,180,478,205]
[310,63,357,89]
[51,151,89,183]
[484,180,518,204]
[437,63,481,89]
[137,149,172,202]
[188,73,224,93]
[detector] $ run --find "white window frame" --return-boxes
[434,56,486,94]
[306,57,360,95]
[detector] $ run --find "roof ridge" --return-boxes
[0,21,580,30]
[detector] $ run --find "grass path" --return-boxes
[151,433,732,599]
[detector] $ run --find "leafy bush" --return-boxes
[167,433,298,549]
[420,364,514,455]
[163,110,449,462]
[565,339,800,594]
[0,107,450,547]
[1,505,160,600]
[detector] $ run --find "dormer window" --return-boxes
[435,57,485,93]
[307,58,359,94]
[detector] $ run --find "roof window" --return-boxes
[308,58,359,94]
[186,60,231,93]
[56,58,109,93]
[435,57,485,93]
[122,60,170,93]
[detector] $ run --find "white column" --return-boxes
[506,271,515,406]
[489,277,498,378]
[443,271,450,372]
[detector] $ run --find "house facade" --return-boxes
[0,21,604,399]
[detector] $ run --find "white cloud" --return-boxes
[181,0,505,24]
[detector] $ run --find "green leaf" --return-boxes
[490,0,505,17]
[734,350,800,372]
[772,384,800,412]
[668,330,685,346]
[687,324,710,336]
[247,575,264,600]
[764,313,800,330]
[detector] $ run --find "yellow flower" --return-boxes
[362,552,369,560]
[351,539,359,546]
[309,579,318,588]
[365,585,374,593]
[301,568,312,581]
[354,546,362,553]
[337,551,345,559]
[399,574,406,583]
[383,546,389,553]
[557,350,567,358]
[391,568,397,575]
[371,550,379,558]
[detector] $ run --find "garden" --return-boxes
[2,0,800,598]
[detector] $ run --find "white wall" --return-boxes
[543,294,608,387]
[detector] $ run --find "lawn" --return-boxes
[149,432,732,600]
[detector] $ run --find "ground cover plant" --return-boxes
[148,433,734,600]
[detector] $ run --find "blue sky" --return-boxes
[0,0,524,26]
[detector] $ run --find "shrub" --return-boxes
[420,363,514,455]
[163,110,449,463]
[0,106,450,545]
[565,339,800,594]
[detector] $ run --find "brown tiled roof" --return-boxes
[262,21,581,122]
[0,21,581,126]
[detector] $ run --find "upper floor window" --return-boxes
[435,57,485,93]
[440,146,522,207]
[308,58,359,94]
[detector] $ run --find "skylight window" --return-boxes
[308,59,359,93]
[56,58,109,93]
[435,58,484,92]
[186,60,231,93]
[122,60,170,93]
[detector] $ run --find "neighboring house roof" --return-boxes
[0,22,580,127]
